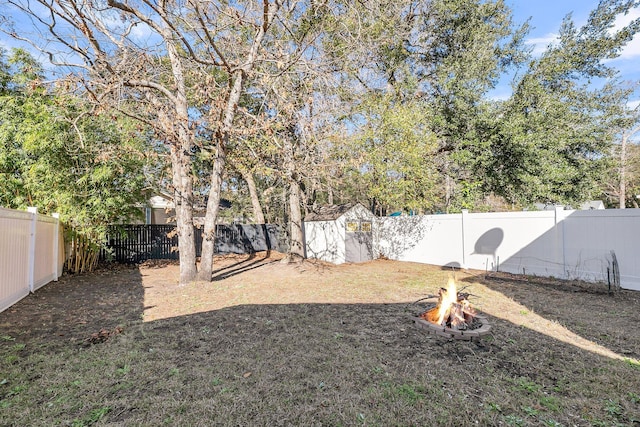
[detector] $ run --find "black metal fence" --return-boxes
[101,224,285,263]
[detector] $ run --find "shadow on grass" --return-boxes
[211,252,280,281]
[0,265,145,350]
[461,271,640,361]
[1,265,639,426]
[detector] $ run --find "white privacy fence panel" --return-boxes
[33,213,60,291]
[0,208,32,313]
[463,210,563,278]
[377,208,640,291]
[377,214,463,267]
[0,207,62,313]
[561,209,640,290]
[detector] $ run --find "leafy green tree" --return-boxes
[490,0,640,206]
[415,0,528,211]
[345,93,439,215]
[330,0,526,213]
[0,48,149,271]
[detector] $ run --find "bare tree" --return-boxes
[195,0,288,280]
[252,2,352,262]
[1,0,299,282]
[1,0,206,282]
[599,82,640,208]
[615,121,640,208]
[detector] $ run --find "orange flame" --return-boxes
[436,276,458,325]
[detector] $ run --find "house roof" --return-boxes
[305,203,361,222]
[147,191,231,211]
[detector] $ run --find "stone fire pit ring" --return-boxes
[412,314,492,341]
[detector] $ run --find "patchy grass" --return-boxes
[1,253,639,426]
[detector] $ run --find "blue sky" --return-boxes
[511,0,640,66]
[1,0,638,102]
[491,0,640,102]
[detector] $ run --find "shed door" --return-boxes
[345,220,373,263]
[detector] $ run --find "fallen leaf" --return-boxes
[243,372,252,378]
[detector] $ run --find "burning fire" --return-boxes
[421,276,478,330]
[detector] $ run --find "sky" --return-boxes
[1,0,639,101]
[491,0,640,101]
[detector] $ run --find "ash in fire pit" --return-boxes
[412,276,491,341]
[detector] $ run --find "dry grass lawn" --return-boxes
[1,252,639,426]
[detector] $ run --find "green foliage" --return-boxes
[488,0,640,206]
[332,0,530,213]
[0,49,149,270]
[347,93,439,214]
[330,0,639,212]
[3,0,639,231]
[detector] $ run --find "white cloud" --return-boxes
[613,7,640,59]
[525,33,558,56]
[619,38,640,59]
[95,10,161,48]
[613,7,640,30]
[525,8,640,60]
[130,22,156,42]
[488,92,511,102]
[486,84,513,101]
[628,100,640,110]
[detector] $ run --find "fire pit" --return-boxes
[412,276,492,341]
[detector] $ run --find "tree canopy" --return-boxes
[1,0,640,278]
[0,48,151,271]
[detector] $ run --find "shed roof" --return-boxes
[304,203,362,222]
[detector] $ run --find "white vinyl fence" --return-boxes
[1,207,64,313]
[375,207,640,291]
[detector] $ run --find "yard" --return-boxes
[1,252,639,426]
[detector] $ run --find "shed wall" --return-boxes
[304,220,345,264]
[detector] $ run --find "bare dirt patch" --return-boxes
[1,252,639,426]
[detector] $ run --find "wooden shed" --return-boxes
[304,203,375,264]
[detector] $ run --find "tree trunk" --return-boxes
[199,69,243,282]
[198,143,226,281]
[620,132,627,209]
[282,135,305,262]
[287,178,305,261]
[165,34,198,284]
[239,166,266,224]
[198,2,278,281]
[170,145,197,283]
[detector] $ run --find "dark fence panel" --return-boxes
[102,224,285,263]
[214,224,282,255]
